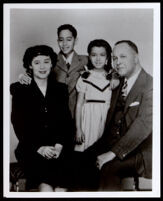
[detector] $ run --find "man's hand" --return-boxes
[96,151,116,170]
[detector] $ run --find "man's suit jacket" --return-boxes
[53,51,88,118]
[86,69,153,178]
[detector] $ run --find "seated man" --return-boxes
[86,40,152,191]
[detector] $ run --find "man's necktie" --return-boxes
[121,79,128,99]
[66,63,70,70]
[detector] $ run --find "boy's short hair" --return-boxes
[115,40,138,54]
[57,24,77,38]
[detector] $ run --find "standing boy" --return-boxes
[54,24,88,118]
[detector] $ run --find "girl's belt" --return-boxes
[86,100,106,103]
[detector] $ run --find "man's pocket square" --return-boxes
[129,101,140,107]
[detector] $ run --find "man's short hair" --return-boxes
[115,40,138,54]
[57,24,77,38]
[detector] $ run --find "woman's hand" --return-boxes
[52,143,63,159]
[37,146,56,159]
[75,130,85,144]
[18,73,31,85]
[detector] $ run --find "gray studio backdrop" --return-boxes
[10,8,153,162]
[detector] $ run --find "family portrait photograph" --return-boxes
[3,2,160,198]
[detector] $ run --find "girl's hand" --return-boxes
[37,146,56,159]
[110,78,120,90]
[18,73,31,85]
[75,130,85,144]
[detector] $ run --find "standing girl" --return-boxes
[75,39,119,152]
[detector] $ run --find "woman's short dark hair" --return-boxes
[57,24,77,39]
[87,39,112,72]
[23,45,57,74]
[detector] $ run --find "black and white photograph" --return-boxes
[3,2,160,198]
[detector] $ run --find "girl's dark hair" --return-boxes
[23,45,57,74]
[87,39,112,72]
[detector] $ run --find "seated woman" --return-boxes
[10,45,74,191]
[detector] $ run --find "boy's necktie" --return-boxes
[66,63,70,70]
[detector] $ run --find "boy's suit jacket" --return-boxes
[53,51,88,118]
[86,69,153,178]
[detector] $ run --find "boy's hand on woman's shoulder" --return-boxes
[18,73,31,85]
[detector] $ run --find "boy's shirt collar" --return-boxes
[62,51,74,65]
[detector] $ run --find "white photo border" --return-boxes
[3,2,160,198]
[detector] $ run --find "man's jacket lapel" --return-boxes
[124,69,144,113]
[105,79,124,128]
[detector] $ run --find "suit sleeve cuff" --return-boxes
[111,146,128,160]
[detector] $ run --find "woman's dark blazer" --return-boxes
[10,74,74,162]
